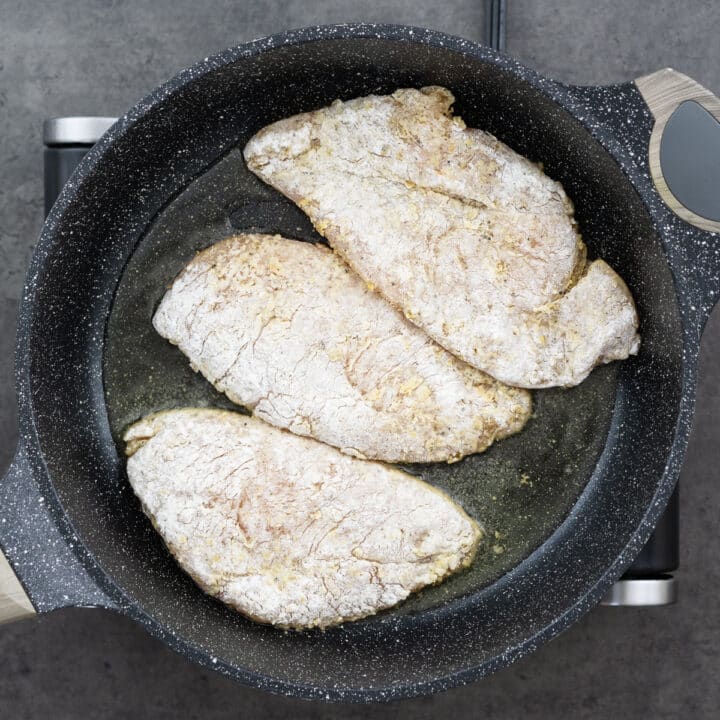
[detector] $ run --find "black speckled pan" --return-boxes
[2,25,720,702]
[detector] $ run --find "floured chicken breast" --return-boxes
[244,87,640,388]
[125,409,481,628]
[153,234,530,463]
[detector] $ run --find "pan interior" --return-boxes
[27,33,683,693]
[104,147,620,616]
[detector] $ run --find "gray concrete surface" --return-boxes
[1,1,719,717]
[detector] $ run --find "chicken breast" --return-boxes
[244,87,641,388]
[124,409,481,628]
[153,234,530,463]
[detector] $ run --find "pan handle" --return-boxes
[0,443,120,623]
[634,68,720,235]
[0,448,37,625]
[570,70,720,317]
[0,550,34,625]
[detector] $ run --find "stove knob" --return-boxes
[42,116,118,216]
[43,116,117,146]
[600,576,678,607]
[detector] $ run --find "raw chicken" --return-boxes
[125,409,481,628]
[244,87,640,388]
[153,234,530,462]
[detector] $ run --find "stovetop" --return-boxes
[4,1,720,717]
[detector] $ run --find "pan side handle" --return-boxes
[635,69,720,234]
[0,551,35,625]
[0,443,120,623]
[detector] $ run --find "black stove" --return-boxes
[41,0,679,609]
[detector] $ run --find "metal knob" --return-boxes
[43,116,117,146]
[42,117,118,216]
[600,576,678,607]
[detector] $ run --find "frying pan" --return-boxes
[2,25,720,702]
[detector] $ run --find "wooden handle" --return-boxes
[635,68,720,233]
[0,549,35,624]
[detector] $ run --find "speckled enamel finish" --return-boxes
[1,25,719,702]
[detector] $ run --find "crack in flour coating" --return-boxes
[124,409,481,629]
[153,233,531,463]
[244,86,641,388]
